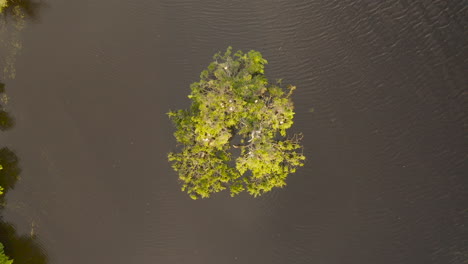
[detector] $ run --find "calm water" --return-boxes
[0,0,467,263]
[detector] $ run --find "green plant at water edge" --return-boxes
[0,0,7,12]
[0,243,13,264]
[168,47,305,199]
[0,0,42,18]
[0,84,16,196]
[0,220,48,264]
[0,147,20,205]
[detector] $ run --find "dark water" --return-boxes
[0,0,467,263]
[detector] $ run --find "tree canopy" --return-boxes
[0,0,42,18]
[0,243,13,264]
[0,219,48,264]
[0,0,6,12]
[168,47,305,199]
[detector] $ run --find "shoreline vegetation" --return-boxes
[0,82,14,264]
[0,243,13,264]
[0,0,42,17]
[168,47,305,199]
[0,0,43,79]
[0,0,6,12]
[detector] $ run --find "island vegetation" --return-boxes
[168,47,305,199]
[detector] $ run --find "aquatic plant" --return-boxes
[168,47,305,199]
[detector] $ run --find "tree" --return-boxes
[0,147,20,205]
[0,243,13,264]
[0,0,42,18]
[0,219,48,264]
[0,84,19,203]
[0,0,7,12]
[168,47,305,199]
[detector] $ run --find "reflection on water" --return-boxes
[0,82,48,263]
[0,0,43,79]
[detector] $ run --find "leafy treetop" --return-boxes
[0,0,6,12]
[0,243,13,264]
[168,47,305,199]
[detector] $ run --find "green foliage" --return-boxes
[0,0,7,12]
[0,243,13,264]
[168,47,305,199]
[0,148,20,206]
[0,0,43,19]
[0,220,47,264]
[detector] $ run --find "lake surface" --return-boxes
[0,0,467,263]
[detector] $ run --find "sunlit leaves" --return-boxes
[0,243,13,264]
[168,47,305,199]
[0,0,6,12]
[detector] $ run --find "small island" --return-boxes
[168,47,305,199]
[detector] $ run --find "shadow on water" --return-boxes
[0,83,18,205]
[0,151,48,264]
[0,82,48,263]
[0,147,20,207]
[0,83,15,131]
[0,111,14,131]
[0,219,48,264]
